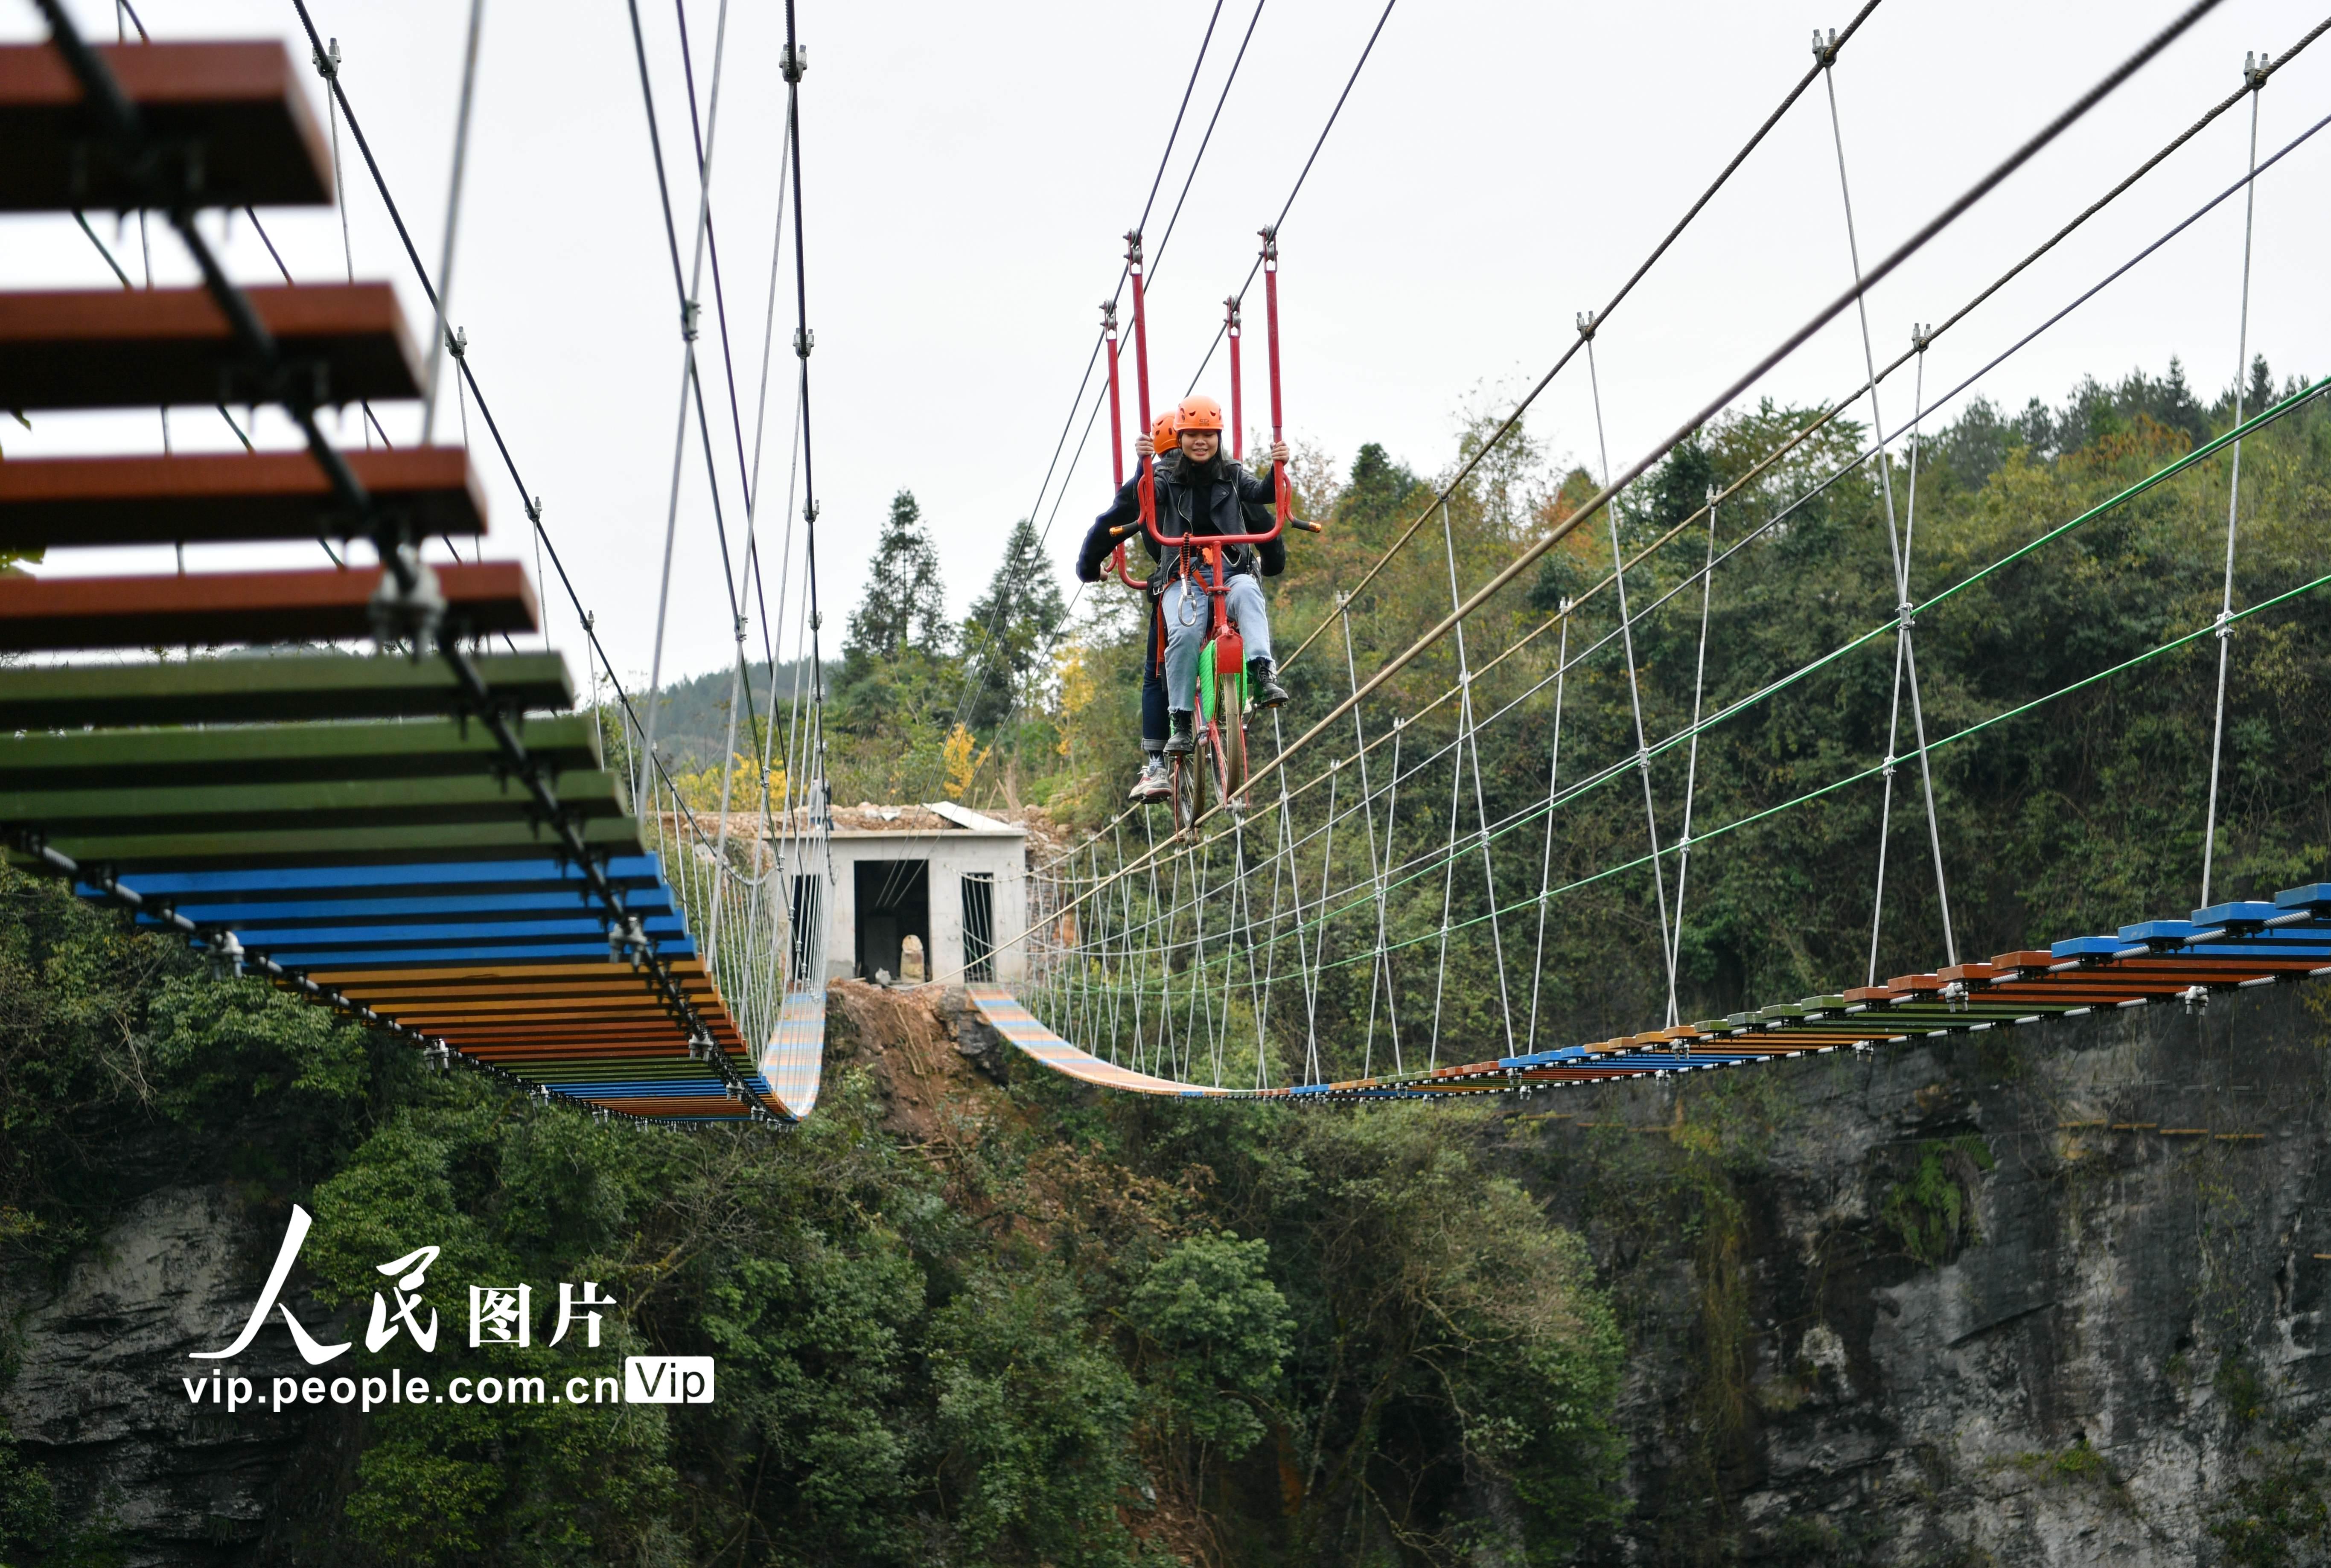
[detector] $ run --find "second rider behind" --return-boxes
[1077,394,1292,771]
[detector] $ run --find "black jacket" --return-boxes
[1074,454,1285,586]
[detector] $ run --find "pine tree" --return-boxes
[959,518,1066,731]
[844,491,949,663]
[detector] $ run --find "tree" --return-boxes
[959,517,1066,733]
[843,491,949,664]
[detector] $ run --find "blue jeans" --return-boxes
[1162,568,1270,713]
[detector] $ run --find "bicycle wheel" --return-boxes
[1169,750,1200,835]
[1212,675,1247,815]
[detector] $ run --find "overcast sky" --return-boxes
[7,0,2329,693]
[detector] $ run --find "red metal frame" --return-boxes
[1262,226,1288,529]
[1102,300,1144,590]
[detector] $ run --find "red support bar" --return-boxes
[1260,226,1288,527]
[1226,296,1243,461]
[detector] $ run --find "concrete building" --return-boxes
[822,801,1029,984]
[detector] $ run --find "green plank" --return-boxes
[0,715,603,790]
[0,768,630,835]
[12,814,645,872]
[0,653,575,730]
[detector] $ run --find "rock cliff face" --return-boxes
[1517,981,2331,1565]
[3,983,2325,1565]
[2,1184,358,1565]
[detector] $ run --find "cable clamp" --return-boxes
[2214,610,2233,641]
[681,300,700,342]
[809,609,823,631]
[1124,230,1144,269]
[1100,300,1118,333]
[1910,321,1934,354]
[445,324,467,361]
[1575,309,1597,341]
[1897,602,1914,629]
[368,546,446,651]
[805,500,821,524]
[2244,50,2269,91]
[1881,754,1897,779]
[734,614,748,643]
[1226,295,1242,332]
[1811,27,1839,66]
[781,42,808,82]
[1259,225,1278,266]
[525,495,542,525]
[793,325,813,358]
[2178,983,2210,1012]
[312,36,341,81]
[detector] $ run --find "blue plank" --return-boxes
[231,938,699,966]
[2050,937,2124,958]
[2273,883,2331,911]
[196,914,688,947]
[141,886,678,927]
[85,854,669,900]
[2190,901,2281,926]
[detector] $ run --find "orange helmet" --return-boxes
[1174,394,1224,434]
[1150,412,1179,453]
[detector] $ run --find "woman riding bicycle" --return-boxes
[1078,394,1292,755]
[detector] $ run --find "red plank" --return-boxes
[0,447,485,550]
[0,41,332,212]
[0,560,537,650]
[0,284,419,411]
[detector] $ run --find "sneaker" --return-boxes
[1128,755,1172,802]
[1164,711,1196,754]
[1249,656,1289,708]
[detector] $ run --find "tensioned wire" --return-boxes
[949,0,1384,763]
[1025,12,2323,885]
[944,0,1243,736]
[1034,43,2309,923]
[1040,375,2331,967]
[1267,8,2331,683]
[1049,527,2331,1021]
[1021,6,2256,1062]
[1183,378,2331,966]
[1300,560,2331,981]
[281,0,817,881]
[1049,116,2331,946]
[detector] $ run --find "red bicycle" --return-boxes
[1104,227,1311,833]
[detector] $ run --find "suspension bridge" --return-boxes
[1,0,2325,1126]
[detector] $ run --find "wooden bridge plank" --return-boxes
[0,561,538,651]
[0,284,418,410]
[0,448,484,550]
[0,41,332,211]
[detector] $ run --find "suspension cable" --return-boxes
[993,0,2234,950]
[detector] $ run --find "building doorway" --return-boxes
[854,860,929,982]
[961,872,996,982]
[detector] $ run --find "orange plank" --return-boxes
[0,41,331,211]
[0,448,485,550]
[0,561,537,650]
[0,284,417,410]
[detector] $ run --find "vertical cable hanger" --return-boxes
[2200,50,2270,909]
[1820,27,1956,975]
